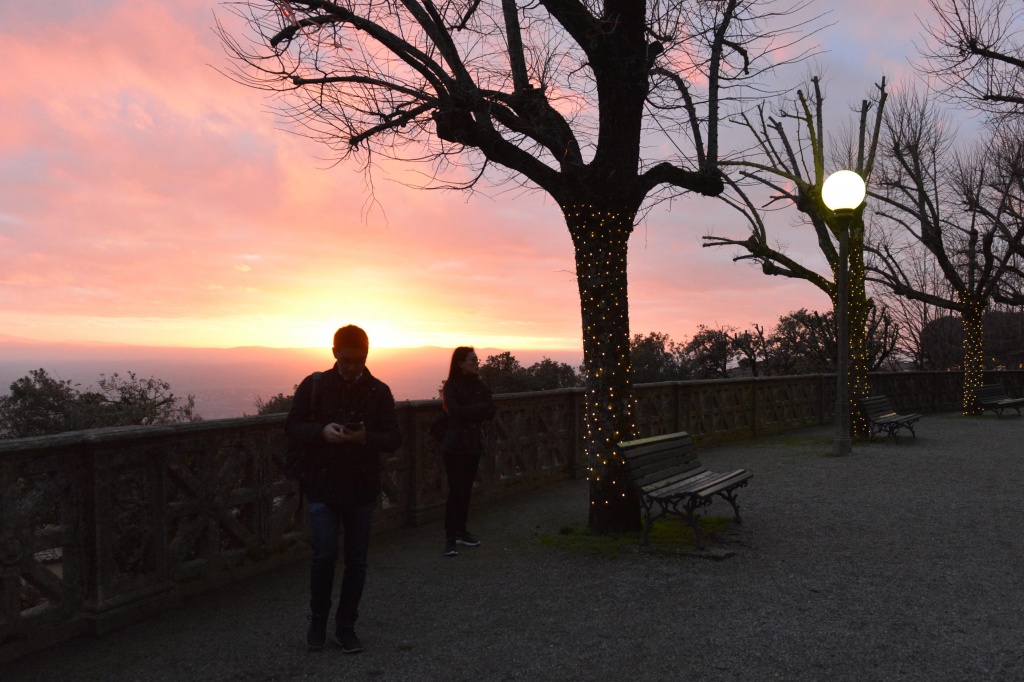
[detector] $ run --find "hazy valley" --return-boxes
[0,339,582,420]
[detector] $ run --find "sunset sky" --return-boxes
[0,1,947,352]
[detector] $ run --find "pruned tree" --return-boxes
[865,90,1024,413]
[629,331,690,383]
[703,76,888,435]
[525,357,584,390]
[864,304,901,370]
[478,351,532,394]
[478,352,582,393]
[763,308,835,374]
[683,324,735,378]
[919,0,1024,124]
[730,324,767,376]
[868,244,956,369]
[216,0,818,532]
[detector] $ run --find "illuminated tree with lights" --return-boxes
[703,77,887,437]
[865,93,1024,414]
[217,0,819,532]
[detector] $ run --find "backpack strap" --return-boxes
[308,371,323,418]
[284,371,324,483]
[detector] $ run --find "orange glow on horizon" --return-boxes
[0,310,583,351]
[0,0,931,356]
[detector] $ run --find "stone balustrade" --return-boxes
[2,370,1021,661]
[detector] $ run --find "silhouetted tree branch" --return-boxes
[919,0,1024,124]
[216,0,821,533]
[865,89,1024,411]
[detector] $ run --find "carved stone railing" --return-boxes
[3,369,1022,661]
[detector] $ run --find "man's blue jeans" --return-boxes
[308,501,376,629]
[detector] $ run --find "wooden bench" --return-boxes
[859,395,921,440]
[971,383,1024,417]
[618,432,752,550]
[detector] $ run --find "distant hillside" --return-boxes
[0,343,582,419]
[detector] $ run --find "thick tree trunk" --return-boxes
[565,204,641,535]
[960,296,987,415]
[847,227,870,438]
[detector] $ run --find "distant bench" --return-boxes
[859,395,921,440]
[971,383,1024,417]
[618,432,751,550]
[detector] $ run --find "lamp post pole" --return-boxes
[821,170,865,458]
[833,209,852,457]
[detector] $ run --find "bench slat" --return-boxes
[619,437,695,460]
[643,469,719,496]
[618,432,691,448]
[646,469,750,500]
[688,470,752,498]
[628,449,701,478]
[973,385,1024,405]
[625,441,696,464]
[634,461,708,489]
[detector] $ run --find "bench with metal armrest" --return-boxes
[971,383,1024,418]
[618,432,751,550]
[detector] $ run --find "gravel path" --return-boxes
[7,412,1023,681]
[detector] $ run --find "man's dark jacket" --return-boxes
[286,365,401,505]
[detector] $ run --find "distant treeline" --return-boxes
[0,369,199,439]
[5,307,1023,435]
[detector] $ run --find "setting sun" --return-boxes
[0,0,931,355]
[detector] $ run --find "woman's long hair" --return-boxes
[447,346,475,382]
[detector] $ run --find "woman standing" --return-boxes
[440,347,496,557]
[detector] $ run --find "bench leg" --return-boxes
[672,499,706,551]
[687,513,706,551]
[638,499,660,547]
[718,488,744,525]
[640,511,656,547]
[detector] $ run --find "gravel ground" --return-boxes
[6,412,1024,682]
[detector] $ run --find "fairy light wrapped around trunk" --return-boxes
[564,204,640,534]
[961,294,987,415]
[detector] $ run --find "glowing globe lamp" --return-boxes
[822,170,866,211]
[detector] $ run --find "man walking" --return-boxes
[287,325,401,653]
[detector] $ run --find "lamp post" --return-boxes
[822,170,866,457]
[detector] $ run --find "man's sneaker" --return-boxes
[336,627,364,654]
[444,539,459,556]
[456,531,481,547]
[306,614,327,650]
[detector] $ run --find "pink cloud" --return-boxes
[1,0,936,350]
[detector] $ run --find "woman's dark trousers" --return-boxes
[442,450,481,538]
[308,500,376,630]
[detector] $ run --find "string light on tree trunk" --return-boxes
[563,204,639,525]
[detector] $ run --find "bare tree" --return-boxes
[868,247,956,369]
[704,76,887,436]
[216,0,818,532]
[972,119,1024,297]
[919,0,1024,124]
[730,323,767,376]
[865,90,1024,412]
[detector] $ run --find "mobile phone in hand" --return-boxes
[343,422,364,430]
